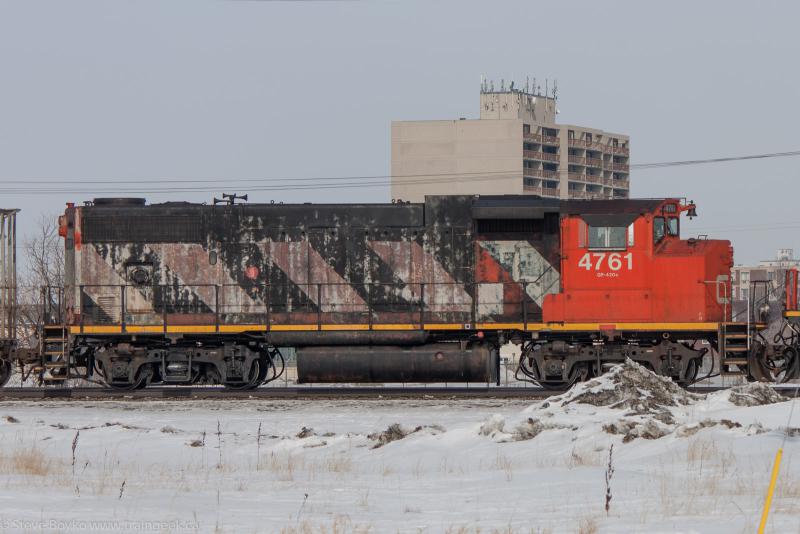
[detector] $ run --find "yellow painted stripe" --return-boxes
[75,325,122,334]
[785,311,800,318]
[269,324,319,331]
[219,324,266,333]
[166,325,216,333]
[70,321,724,335]
[527,322,721,332]
[424,323,466,330]
[320,324,371,331]
[371,324,418,331]
[125,325,164,334]
[476,322,525,330]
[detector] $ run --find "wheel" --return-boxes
[746,346,800,383]
[677,357,700,387]
[526,360,587,390]
[223,359,263,390]
[103,363,151,390]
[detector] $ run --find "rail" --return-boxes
[1,384,794,400]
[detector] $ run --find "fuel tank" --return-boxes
[296,343,498,384]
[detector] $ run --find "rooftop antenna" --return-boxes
[480,74,485,92]
[490,80,494,92]
[525,76,529,93]
[553,79,558,100]
[500,78,505,91]
[509,80,515,91]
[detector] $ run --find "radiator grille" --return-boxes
[83,215,202,243]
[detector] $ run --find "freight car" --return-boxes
[0,209,19,386]
[3,195,799,389]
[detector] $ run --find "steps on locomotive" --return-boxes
[40,325,69,381]
[719,323,750,376]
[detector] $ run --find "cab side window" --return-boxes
[667,217,679,237]
[653,217,666,243]
[588,226,626,250]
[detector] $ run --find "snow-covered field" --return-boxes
[0,362,797,534]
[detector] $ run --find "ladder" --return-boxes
[719,322,750,378]
[40,324,69,384]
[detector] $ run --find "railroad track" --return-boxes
[0,384,797,401]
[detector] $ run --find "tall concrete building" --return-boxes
[391,81,630,202]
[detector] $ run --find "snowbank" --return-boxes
[479,360,790,444]
[0,362,797,533]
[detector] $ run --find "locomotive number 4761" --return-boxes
[578,252,633,272]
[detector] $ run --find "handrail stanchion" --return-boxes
[522,281,528,331]
[79,285,85,334]
[471,282,477,327]
[367,283,373,330]
[162,284,167,333]
[214,284,220,333]
[120,284,126,333]
[317,283,322,331]
[419,283,425,329]
[266,284,271,331]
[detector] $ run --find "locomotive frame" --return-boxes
[2,195,799,389]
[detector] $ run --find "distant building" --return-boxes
[731,249,800,319]
[391,80,630,202]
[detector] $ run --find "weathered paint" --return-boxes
[63,195,731,334]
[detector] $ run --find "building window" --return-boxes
[568,130,575,139]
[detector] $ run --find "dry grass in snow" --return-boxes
[0,361,796,533]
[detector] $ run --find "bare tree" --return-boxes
[17,213,64,348]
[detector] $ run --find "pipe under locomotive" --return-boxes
[2,194,799,389]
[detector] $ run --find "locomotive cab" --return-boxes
[543,199,733,326]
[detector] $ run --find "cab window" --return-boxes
[588,226,627,250]
[653,217,666,243]
[667,217,679,237]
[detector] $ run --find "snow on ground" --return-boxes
[0,361,798,534]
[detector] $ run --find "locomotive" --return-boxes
[1,194,799,389]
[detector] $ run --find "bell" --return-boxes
[686,203,698,219]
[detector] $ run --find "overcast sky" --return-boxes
[1,0,798,264]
